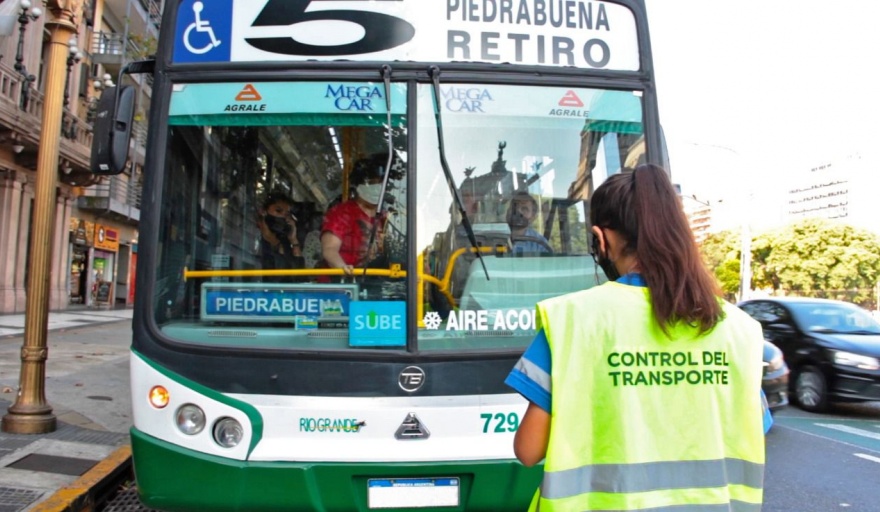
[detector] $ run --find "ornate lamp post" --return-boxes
[62,37,83,139]
[14,0,42,111]
[63,36,83,108]
[3,0,85,435]
[86,73,114,123]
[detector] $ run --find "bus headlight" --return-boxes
[175,404,206,435]
[213,417,243,448]
[149,386,170,409]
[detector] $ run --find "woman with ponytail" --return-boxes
[506,164,766,511]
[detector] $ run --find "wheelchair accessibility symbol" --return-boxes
[183,1,221,55]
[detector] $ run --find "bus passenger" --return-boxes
[507,164,765,511]
[321,154,389,276]
[507,192,550,254]
[258,192,305,281]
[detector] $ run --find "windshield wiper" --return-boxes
[363,65,395,279]
[845,329,880,335]
[428,66,490,281]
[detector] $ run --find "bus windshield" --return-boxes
[154,80,644,352]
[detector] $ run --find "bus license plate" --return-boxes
[367,477,460,509]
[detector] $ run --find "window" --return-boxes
[154,81,408,351]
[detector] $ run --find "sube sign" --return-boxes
[350,301,406,347]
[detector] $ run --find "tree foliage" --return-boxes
[700,229,742,301]
[698,220,880,308]
[751,219,880,307]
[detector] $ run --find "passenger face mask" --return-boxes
[357,183,383,205]
[264,214,292,237]
[591,230,621,282]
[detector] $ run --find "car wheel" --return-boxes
[794,366,829,413]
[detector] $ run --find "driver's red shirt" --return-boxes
[321,200,384,266]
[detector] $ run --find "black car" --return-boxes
[739,297,880,412]
[762,339,789,411]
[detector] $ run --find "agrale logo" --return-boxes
[225,84,266,112]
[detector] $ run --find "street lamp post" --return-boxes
[2,0,85,435]
[63,37,83,109]
[86,74,114,123]
[14,0,42,111]
[62,37,83,140]
[681,142,753,301]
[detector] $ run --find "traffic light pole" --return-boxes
[2,0,84,434]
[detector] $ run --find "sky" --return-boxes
[644,0,880,228]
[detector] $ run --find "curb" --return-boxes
[30,445,132,512]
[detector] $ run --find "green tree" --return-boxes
[751,219,880,308]
[699,229,742,301]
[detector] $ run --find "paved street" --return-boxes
[0,317,133,511]
[0,318,133,433]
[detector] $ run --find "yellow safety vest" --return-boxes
[530,282,765,511]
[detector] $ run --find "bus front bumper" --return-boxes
[131,428,542,512]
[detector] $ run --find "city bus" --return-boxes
[91,0,665,510]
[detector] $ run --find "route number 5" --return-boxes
[246,0,415,56]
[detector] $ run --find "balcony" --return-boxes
[92,0,161,77]
[0,61,93,176]
[76,173,142,225]
[91,33,156,77]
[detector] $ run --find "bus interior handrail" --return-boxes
[182,246,504,329]
[183,265,406,281]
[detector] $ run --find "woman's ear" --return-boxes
[591,226,606,256]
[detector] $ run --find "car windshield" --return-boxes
[788,302,880,334]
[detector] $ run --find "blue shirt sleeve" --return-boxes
[505,329,552,413]
[761,389,773,434]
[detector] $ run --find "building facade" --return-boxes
[786,153,878,235]
[0,0,158,314]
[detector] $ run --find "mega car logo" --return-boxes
[441,86,494,113]
[398,366,426,392]
[325,84,383,111]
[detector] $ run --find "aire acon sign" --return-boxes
[173,0,640,71]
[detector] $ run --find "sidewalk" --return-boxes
[0,312,137,511]
[0,307,134,339]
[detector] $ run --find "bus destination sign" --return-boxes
[200,283,354,325]
[172,0,639,70]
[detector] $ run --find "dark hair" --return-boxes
[590,164,723,334]
[506,191,538,221]
[262,192,294,211]
[350,153,391,186]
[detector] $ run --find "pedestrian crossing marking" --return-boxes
[816,423,880,441]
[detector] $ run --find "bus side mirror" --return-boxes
[90,85,136,175]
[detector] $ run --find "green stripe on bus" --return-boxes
[133,350,264,456]
[131,428,542,512]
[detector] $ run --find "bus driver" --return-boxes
[507,192,550,254]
